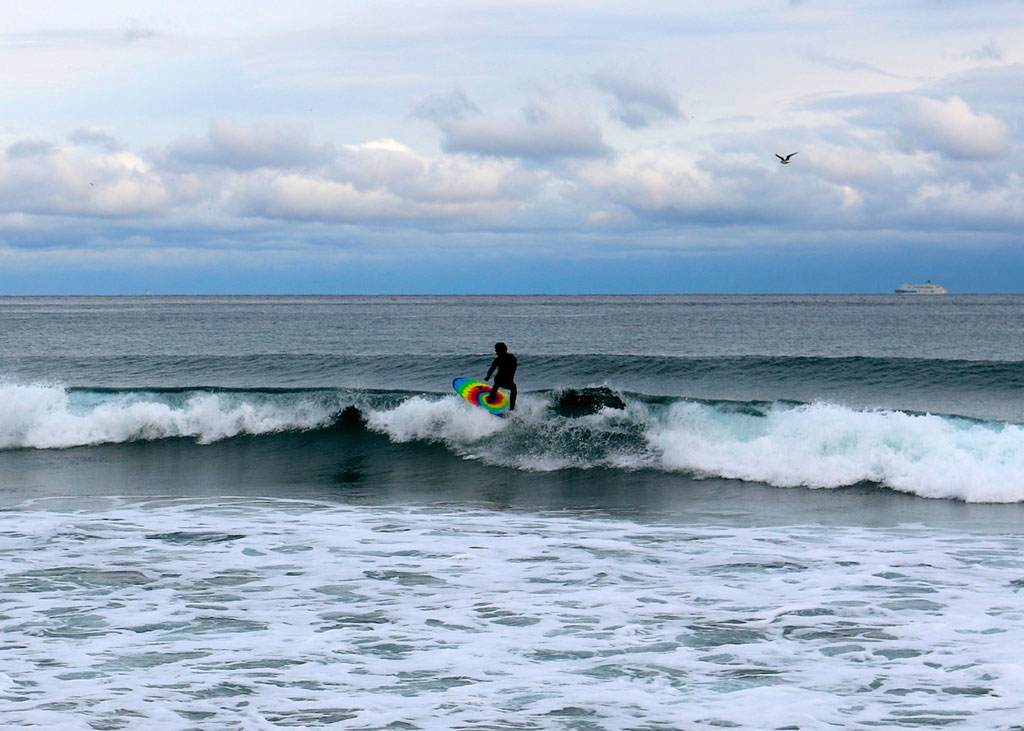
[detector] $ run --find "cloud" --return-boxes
[411,89,479,124]
[576,150,811,227]
[0,124,543,229]
[893,95,1012,160]
[800,143,893,186]
[165,120,334,171]
[592,73,683,128]
[232,172,412,223]
[122,27,158,44]
[69,127,122,152]
[230,138,539,223]
[0,142,168,217]
[4,140,58,159]
[906,175,1024,229]
[333,139,538,204]
[964,41,1004,62]
[1,96,1022,265]
[805,51,915,80]
[420,91,609,160]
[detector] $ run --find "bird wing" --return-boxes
[775,154,784,161]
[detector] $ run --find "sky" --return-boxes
[1,0,1023,294]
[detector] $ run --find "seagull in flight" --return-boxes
[776,152,798,164]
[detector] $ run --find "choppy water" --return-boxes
[2,295,1023,728]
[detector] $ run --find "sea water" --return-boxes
[1,295,1023,729]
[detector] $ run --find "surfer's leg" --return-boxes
[508,383,517,410]
[487,383,500,404]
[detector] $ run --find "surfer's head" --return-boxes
[494,342,507,354]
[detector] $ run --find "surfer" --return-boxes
[485,342,517,411]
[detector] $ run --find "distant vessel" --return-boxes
[894,281,947,295]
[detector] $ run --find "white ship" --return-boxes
[894,281,948,295]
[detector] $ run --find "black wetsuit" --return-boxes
[486,352,518,410]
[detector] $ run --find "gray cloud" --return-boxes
[5,140,58,159]
[0,26,158,48]
[431,94,608,160]
[165,120,334,171]
[122,27,158,44]
[964,41,1004,62]
[411,89,479,124]
[69,127,122,152]
[592,74,683,128]
[805,52,916,80]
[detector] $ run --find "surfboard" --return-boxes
[453,377,509,415]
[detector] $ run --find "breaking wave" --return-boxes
[2,381,1022,503]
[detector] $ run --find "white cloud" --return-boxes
[894,95,1012,160]
[908,174,1024,228]
[801,143,893,186]
[333,139,537,204]
[233,172,411,222]
[0,142,168,217]
[576,150,814,226]
[229,138,539,223]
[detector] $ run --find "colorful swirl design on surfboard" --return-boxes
[453,377,509,414]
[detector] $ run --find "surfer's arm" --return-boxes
[485,357,498,380]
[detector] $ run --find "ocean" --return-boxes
[2,294,1023,729]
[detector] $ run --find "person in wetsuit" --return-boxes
[485,342,517,411]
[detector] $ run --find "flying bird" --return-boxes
[776,152,798,164]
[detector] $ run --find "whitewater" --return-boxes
[3,294,1024,729]
[3,497,1024,729]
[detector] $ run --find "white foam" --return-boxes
[366,394,507,444]
[647,401,1024,502]
[0,383,338,449]
[1,498,1023,729]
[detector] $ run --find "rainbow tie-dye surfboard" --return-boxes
[453,377,509,415]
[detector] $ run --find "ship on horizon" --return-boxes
[894,280,948,295]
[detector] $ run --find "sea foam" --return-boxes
[646,401,1024,502]
[0,382,340,449]
[1,498,1023,729]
